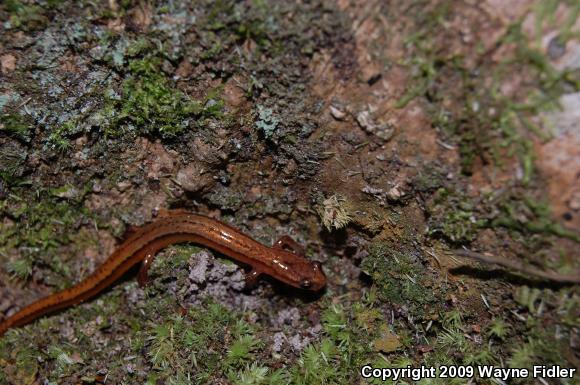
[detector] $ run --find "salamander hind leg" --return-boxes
[273,235,305,256]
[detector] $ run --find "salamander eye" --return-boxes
[300,279,312,289]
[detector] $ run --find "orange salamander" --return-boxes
[0,209,326,336]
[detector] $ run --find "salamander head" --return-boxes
[296,260,326,291]
[270,250,326,291]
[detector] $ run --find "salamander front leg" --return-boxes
[137,250,156,288]
[273,235,305,256]
[245,269,261,289]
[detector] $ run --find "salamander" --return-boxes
[0,210,326,336]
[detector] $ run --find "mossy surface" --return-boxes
[361,242,441,317]
[0,187,93,285]
[426,188,485,244]
[1,0,579,384]
[399,2,578,180]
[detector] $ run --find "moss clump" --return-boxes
[1,0,48,30]
[361,242,439,317]
[284,300,381,384]
[0,113,31,142]
[0,334,41,384]
[400,2,578,179]
[48,56,225,147]
[0,139,27,181]
[2,285,378,384]
[419,312,497,384]
[426,187,579,247]
[507,329,572,380]
[0,188,92,281]
[490,194,580,243]
[136,300,262,383]
[427,188,485,244]
[114,58,211,138]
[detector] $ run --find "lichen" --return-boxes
[255,105,280,139]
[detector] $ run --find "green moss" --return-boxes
[400,1,578,179]
[361,242,439,318]
[290,339,343,384]
[514,286,542,313]
[147,244,195,283]
[46,118,76,151]
[47,344,82,378]
[417,312,499,383]
[130,299,258,382]
[490,194,580,243]
[47,56,225,147]
[227,334,262,366]
[0,188,93,281]
[228,363,274,385]
[11,265,574,385]
[0,138,27,180]
[0,334,40,384]
[427,188,485,244]
[6,257,32,280]
[507,329,570,379]
[2,0,48,30]
[486,318,510,340]
[110,58,203,138]
[205,0,275,49]
[425,186,579,252]
[0,113,31,142]
[114,59,194,136]
[419,287,577,385]
[395,56,437,109]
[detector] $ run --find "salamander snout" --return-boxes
[273,250,327,291]
[304,260,326,291]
